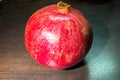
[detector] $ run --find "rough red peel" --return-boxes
[24,1,92,69]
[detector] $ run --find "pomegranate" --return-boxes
[24,1,92,69]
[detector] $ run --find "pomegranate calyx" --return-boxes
[57,1,70,14]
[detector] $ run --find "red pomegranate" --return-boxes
[24,1,92,69]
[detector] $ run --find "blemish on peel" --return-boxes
[50,50,55,55]
[65,54,73,63]
[81,27,89,36]
[65,21,71,31]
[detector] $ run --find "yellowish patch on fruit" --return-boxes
[50,50,55,55]
[82,27,89,36]
[65,21,71,31]
[65,54,73,63]
[50,50,62,60]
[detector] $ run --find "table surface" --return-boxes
[0,0,120,80]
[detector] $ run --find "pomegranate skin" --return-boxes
[24,3,92,69]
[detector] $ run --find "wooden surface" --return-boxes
[0,0,120,80]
